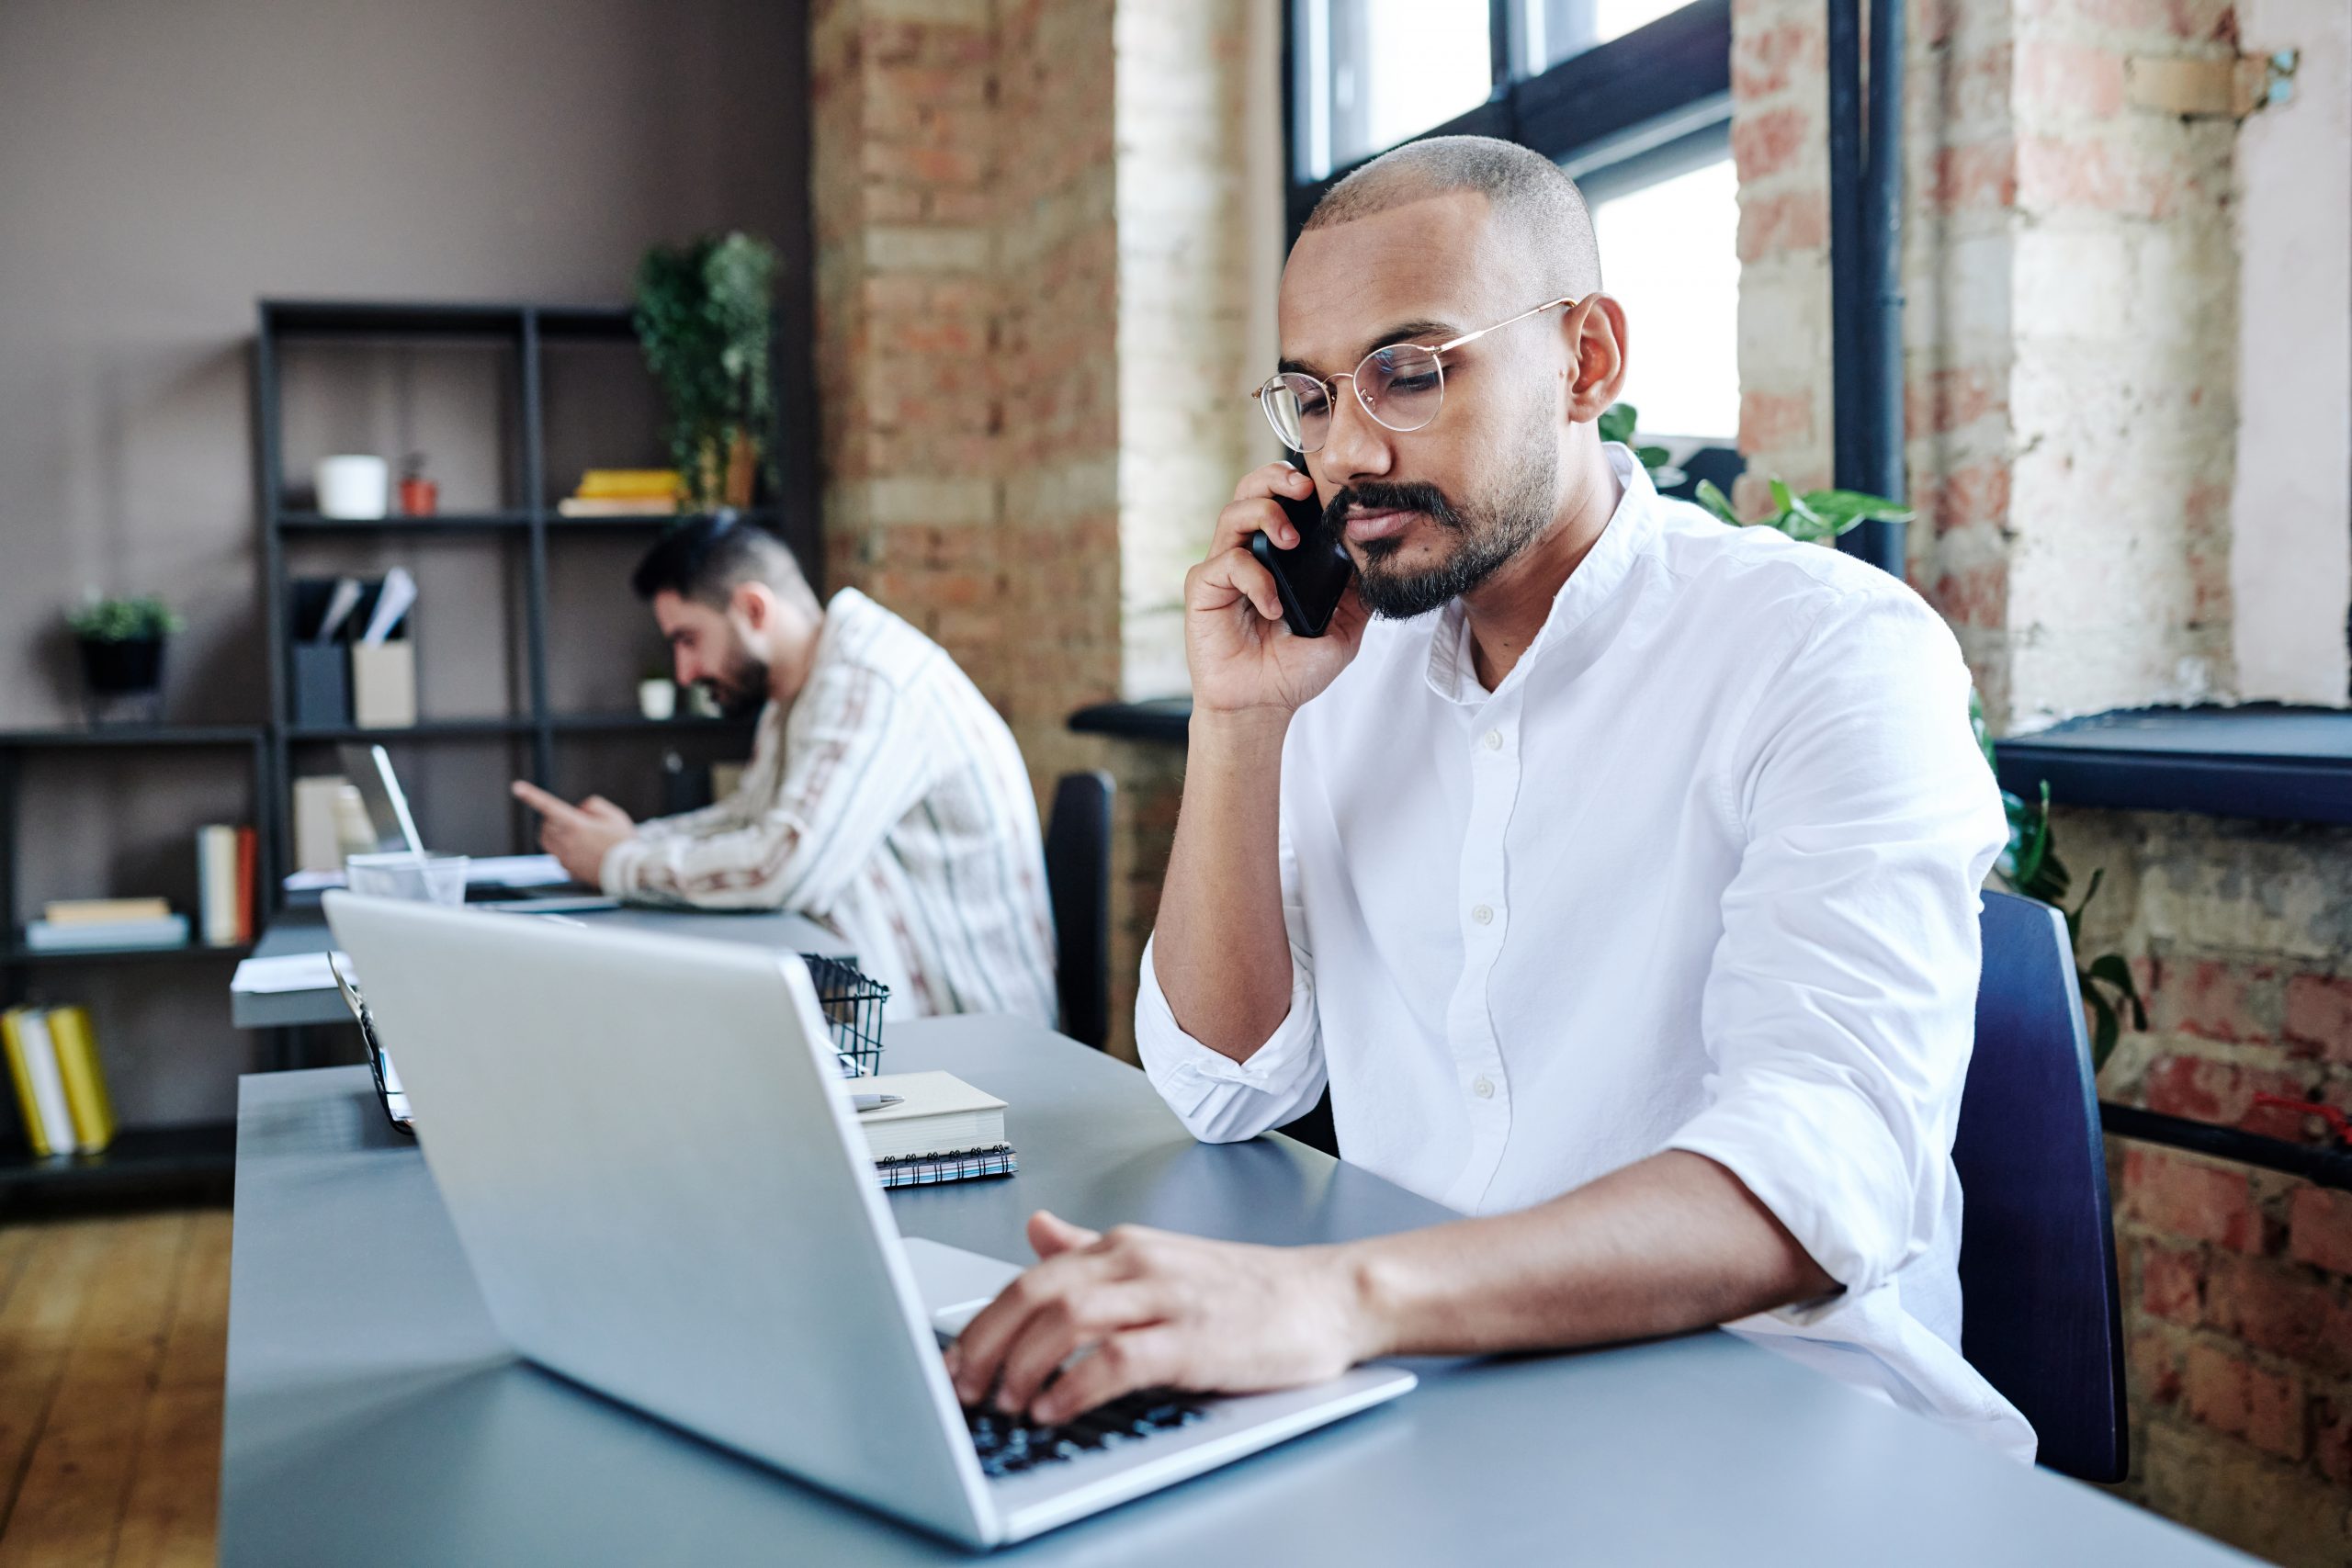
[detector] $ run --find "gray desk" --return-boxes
[221,1017,2248,1566]
[230,903,847,1028]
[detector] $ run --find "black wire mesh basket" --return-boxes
[804,953,889,1077]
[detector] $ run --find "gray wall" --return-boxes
[0,0,808,1124]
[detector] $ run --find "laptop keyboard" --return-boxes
[964,1391,1208,1478]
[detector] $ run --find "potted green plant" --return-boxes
[633,232,778,512]
[67,593,182,700]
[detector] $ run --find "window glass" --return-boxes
[1521,0,1697,72]
[1299,0,1493,180]
[1585,151,1738,439]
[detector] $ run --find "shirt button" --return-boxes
[1473,1075,1496,1100]
[1482,729,1503,751]
[1471,904,1494,926]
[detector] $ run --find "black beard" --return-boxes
[710,652,772,718]
[1336,449,1559,621]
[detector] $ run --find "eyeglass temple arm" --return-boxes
[1433,295,1582,355]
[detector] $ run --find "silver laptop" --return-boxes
[322,893,1414,1549]
[337,742,424,854]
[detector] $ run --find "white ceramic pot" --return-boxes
[638,678,678,721]
[316,455,390,519]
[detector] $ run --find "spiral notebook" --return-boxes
[856,1072,1016,1188]
[873,1145,1018,1189]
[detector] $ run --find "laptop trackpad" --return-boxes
[902,1236,1024,1339]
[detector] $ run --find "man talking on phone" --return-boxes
[944,135,2031,1459]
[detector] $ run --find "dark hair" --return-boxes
[629,516,810,609]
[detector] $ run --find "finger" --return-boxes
[948,1252,1122,1406]
[1193,547,1287,626]
[1029,1325,1187,1427]
[993,1283,1165,1416]
[511,781,577,819]
[1211,493,1304,558]
[1027,1210,1100,1260]
[1228,460,1317,506]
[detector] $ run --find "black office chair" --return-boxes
[1044,771,1114,1050]
[1952,889,2130,1482]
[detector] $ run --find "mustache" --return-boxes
[1326,481,1464,535]
[1328,481,1464,559]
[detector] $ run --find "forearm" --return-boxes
[1150,710,1297,1062]
[1337,1151,1838,1359]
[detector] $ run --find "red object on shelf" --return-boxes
[233,826,256,943]
[2251,1093,2352,1147]
[398,476,439,515]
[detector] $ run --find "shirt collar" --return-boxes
[1422,443,1663,705]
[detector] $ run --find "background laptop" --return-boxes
[322,894,1413,1549]
[334,743,577,901]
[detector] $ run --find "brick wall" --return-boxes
[808,0,1272,1058]
[2064,807,2352,1560]
[1735,0,2350,1558]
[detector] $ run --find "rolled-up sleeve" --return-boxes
[1135,818,1328,1143]
[1665,588,2007,1316]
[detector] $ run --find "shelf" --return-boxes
[288,718,532,743]
[0,1122,237,1190]
[4,942,251,968]
[548,714,758,736]
[0,725,263,750]
[262,299,526,340]
[1994,705,2352,826]
[1069,697,1193,746]
[545,508,777,531]
[278,510,532,533]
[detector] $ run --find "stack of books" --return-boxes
[854,1071,1017,1189]
[556,469,683,518]
[2,1004,117,1156]
[21,897,189,953]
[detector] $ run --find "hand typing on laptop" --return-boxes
[944,1212,1370,1427]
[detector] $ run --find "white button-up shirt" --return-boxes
[1136,446,2033,1459]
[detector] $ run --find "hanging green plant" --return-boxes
[633,232,779,511]
[1609,403,2147,1068]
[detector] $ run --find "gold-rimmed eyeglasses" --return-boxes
[1251,295,1583,455]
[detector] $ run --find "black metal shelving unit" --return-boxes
[0,726,271,1187]
[254,299,764,891]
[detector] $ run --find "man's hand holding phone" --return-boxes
[1186,464,1368,722]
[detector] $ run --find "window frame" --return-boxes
[1281,0,1734,238]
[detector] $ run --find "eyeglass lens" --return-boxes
[1262,343,1446,453]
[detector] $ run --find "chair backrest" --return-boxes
[1952,889,2129,1482]
[1043,771,1114,1050]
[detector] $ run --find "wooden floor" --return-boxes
[0,1205,229,1568]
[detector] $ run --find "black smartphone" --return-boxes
[1249,481,1355,637]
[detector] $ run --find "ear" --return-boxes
[1564,294,1630,423]
[730,581,774,634]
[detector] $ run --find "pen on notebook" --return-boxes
[851,1093,904,1113]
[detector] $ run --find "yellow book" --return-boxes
[1,1008,57,1158]
[44,1006,115,1154]
[43,897,172,926]
[574,468,683,500]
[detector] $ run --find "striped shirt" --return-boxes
[598,588,1057,1026]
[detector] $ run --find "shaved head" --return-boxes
[1304,135,1601,300]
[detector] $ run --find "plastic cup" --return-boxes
[345,852,469,907]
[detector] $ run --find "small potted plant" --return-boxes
[634,231,779,512]
[68,593,182,708]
